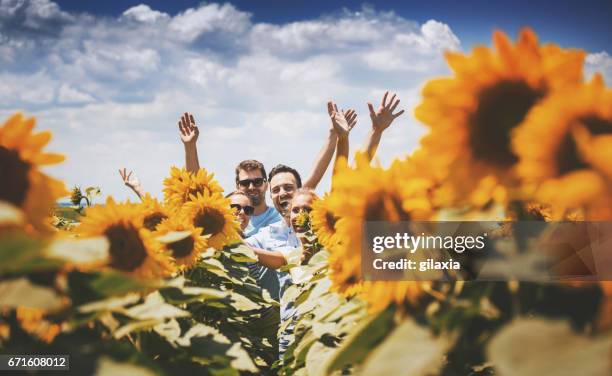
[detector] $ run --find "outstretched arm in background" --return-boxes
[178,112,200,173]
[328,103,356,180]
[302,102,357,189]
[362,91,405,162]
[119,168,146,200]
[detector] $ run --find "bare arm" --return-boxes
[119,168,145,200]
[329,104,356,183]
[178,112,200,173]
[302,101,340,189]
[303,102,357,189]
[251,247,287,269]
[302,129,337,189]
[362,91,404,162]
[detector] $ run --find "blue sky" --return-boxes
[55,0,612,51]
[1,1,611,202]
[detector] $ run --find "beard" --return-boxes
[248,192,262,206]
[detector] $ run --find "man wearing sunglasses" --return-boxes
[234,159,282,237]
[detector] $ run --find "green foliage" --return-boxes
[0,229,277,375]
[278,251,368,375]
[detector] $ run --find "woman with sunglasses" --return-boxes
[225,191,254,237]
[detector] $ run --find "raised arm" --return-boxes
[302,102,356,189]
[330,105,356,180]
[119,168,145,200]
[301,102,339,189]
[178,112,200,173]
[362,91,404,162]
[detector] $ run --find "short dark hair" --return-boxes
[235,160,267,184]
[268,164,302,188]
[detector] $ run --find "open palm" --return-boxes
[327,101,357,138]
[368,91,404,132]
[178,112,199,144]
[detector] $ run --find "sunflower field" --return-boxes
[2,28,612,375]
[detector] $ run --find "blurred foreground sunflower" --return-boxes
[155,216,208,269]
[415,28,585,207]
[163,167,223,208]
[325,153,433,306]
[361,281,431,314]
[16,307,61,344]
[78,198,175,279]
[513,74,612,219]
[182,191,239,249]
[0,113,67,232]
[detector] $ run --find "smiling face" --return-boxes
[270,172,297,219]
[237,168,267,207]
[230,193,252,231]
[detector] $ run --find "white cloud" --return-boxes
[57,84,95,104]
[0,1,463,200]
[168,3,250,42]
[0,0,73,36]
[122,4,169,23]
[586,51,612,83]
[0,70,55,104]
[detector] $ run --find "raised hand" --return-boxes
[178,112,199,144]
[119,168,143,199]
[327,101,357,139]
[367,91,404,133]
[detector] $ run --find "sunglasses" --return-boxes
[238,178,266,188]
[230,204,254,216]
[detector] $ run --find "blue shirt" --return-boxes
[245,220,298,307]
[245,220,301,359]
[244,206,282,238]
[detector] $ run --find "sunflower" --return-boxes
[0,113,67,232]
[182,191,239,250]
[325,153,433,305]
[154,215,208,269]
[16,307,62,343]
[78,197,175,279]
[163,167,224,209]
[360,281,430,314]
[415,28,585,207]
[139,194,173,231]
[310,193,340,250]
[513,74,612,219]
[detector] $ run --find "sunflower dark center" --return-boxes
[325,211,338,232]
[143,212,167,231]
[194,208,225,236]
[0,146,31,206]
[556,135,588,175]
[168,235,195,258]
[469,80,546,167]
[104,224,148,272]
[364,194,411,222]
[556,115,612,175]
[345,275,358,285]
[581,115,612,135]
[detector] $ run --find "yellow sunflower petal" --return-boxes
[78,197,175,279]
[415,28,584,208]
